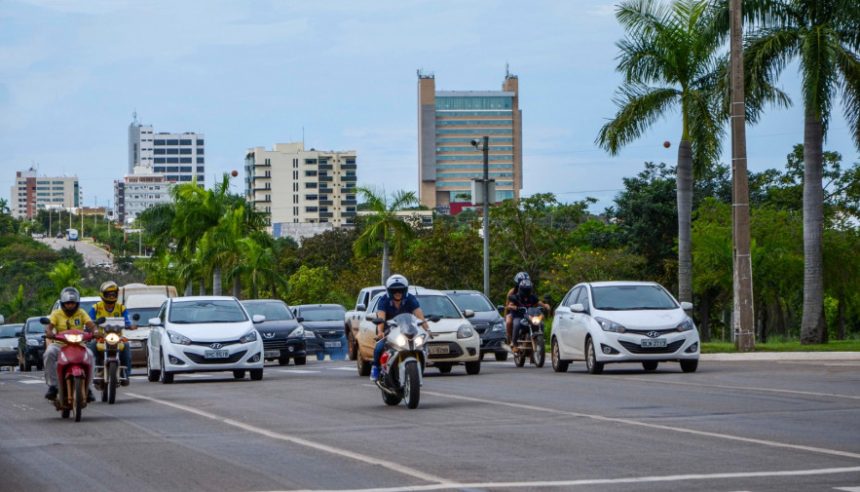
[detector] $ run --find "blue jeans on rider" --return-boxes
[511,314,526,347]
[372,338,386,370]
[86,341,132,379]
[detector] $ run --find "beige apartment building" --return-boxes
[10,168,80,219]
[244,143,357,237]
[417,71,523,212]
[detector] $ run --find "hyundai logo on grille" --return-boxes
[209,343,223,349]
[646,331,661,338]
[262,332,276,339]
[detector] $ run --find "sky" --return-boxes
[1,0,858,214]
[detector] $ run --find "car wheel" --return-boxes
[147,351,161,382]
[294,356,307,365]
[356,351,371,377]
[347,333,357,360]
[642,361,659,372]
[551,338,569,373]
[465,360,481,375]
[23,357,32,372]
[585,338,604,375]
[233,370,246,379]
[278,356,290,366]
[159,353,174,384]
[494,352,508,362]
[249,369,263,381]
[680,359,698,373]
[436,363,452,374]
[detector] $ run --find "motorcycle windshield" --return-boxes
[388,313,420,340]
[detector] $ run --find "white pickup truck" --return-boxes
[344,285,385,360]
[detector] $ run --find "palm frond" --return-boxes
[834,44,860,149]
[596,84,680,154]
[800,25,839,134]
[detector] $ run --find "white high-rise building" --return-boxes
[128,113,205,184]
[114,167,173,224]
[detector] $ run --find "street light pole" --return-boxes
[472,136,491,297]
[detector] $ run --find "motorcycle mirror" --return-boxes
[39,317,50,325]
[132,313,141,321]
[95,316,106,325]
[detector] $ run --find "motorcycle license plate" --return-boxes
[264,350,280,358]
[324,341,341,348]
[428,345,450,355]
[640,338,667,348]
[204,349,229,359]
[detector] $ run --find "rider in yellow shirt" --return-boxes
[88,281,136,385]
[44,287,97,401]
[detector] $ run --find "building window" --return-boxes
[304,159,317,165]
[154,149,166,155]
[305,194,318,200]
[180,157,192,163]
[154,140,166,145]
[180,148,192,154]
[197,157,205,164]
[166,139,179,145]
[196,166,205,173]
[305,182,317,189]
[305,170,317,177]
[166,157,179,163]
[179,139,192,145]
[197,139,204,145]
[197,148,204,155]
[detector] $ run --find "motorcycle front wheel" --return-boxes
[73,376,84,422]
[532,336,546,368]
[403,361,421,409]
[107,361,118,404]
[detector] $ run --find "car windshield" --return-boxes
[0,325,22,338]
[416,295,462,319]
[169,300,248,324]
[299,307,344,321]
[592,285,678,310]
[26,320,45,334]
[127,307,161,327]
[446,292,494,312]
[243,301,294,321]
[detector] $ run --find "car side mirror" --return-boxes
[496,305,505,315]
[148,318,162,327]
[462,309,475,319]
[427,315,442,323]
[356,304,366,312]
[680,301,693,311]
[39,317,50,325]
[555,305,571,315]
[570,303,586,313]
[295,316,304,323]
[252,314,266,323]
[132,313,141,321]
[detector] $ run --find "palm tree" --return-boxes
[232,237,285,299]
[0,198,9,215]
[47,261,81,292]
[742,0,860,343]
[353,187,418,284]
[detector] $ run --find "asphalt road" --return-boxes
[37,236,112,267]
[1,357,859,492]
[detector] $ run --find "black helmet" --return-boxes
[516,279,533,297]
[385,274,409,297]
[513,271,530,287]
[60,287,81,315]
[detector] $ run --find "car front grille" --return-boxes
[471,322,489,334]
[189,339,241,347]
[619,339,685,354]
[425,342,464,359]
[263,339,290,350]
[184,350,248,364]
[311,330,344,340]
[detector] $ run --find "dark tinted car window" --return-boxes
[243,301,295,321]
[0,325,22,338]
[592,285,677,310]
[26,320,46,334]
[447,292,494,312]
[299,307,345,321]
[170,300,248,323]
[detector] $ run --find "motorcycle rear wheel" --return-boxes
[381,389,401,406]
[404,361,421,409]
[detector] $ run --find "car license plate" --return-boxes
[428,345,450,355]
[264,350,280,358]
[641,338,667,348]
[324,341,341,348]
[204,350,229,359]
[129,340,142,348]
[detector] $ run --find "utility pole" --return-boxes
[472,136,491,297]
[730,0,755,351]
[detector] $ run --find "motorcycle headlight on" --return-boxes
[65,334,83,343]
[105,332,121,345]
[239,330,258,343]
[529,315,543,325]
[676,318,695,332]
[287,326,304,338]
[595,317,627,333]
[415,334,426,347]
[167,330,192,345]
[457,324,474,339]
[394,334,409,349]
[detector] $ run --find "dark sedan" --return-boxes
[17,317,46,371]
[291,304,347,361]
[241,299,307,366]
[444,290,508,361]
[0,324,24,367]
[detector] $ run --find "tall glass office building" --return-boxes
[417,72,522,212]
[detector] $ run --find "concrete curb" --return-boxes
[702,352,860,361]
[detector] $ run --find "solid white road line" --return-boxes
[423,390,860,461]
[18,380,43,385]
[270,466,860,492]
[126,392,454,486]
[834,487,860,492]
[274,369,320,374]
[613,376,860,401]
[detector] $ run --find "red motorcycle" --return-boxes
[41,317,98,422]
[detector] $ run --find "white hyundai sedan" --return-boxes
[146,296,265,383]
[550,281,700,374]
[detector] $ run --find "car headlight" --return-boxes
[239,330,258,343]
[105,333,121,345]
[457,324,474,339]
[303,330,316,339]
[676,318,695,332]
[595,317,626,333]
[491,321,505,332]
[167,330,192,345]
[288,326,304,338]
[27,338,41,346]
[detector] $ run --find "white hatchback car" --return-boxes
[146,296,265,383]
[550,281,699,374]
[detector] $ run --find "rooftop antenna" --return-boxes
[505,62,510,78]
[302,126,305,149]
[132,110,138,124]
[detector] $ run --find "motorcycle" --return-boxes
[370,313,438,409]
[512,306,546,368]
[93,314,138,404]
[40,316,104,422]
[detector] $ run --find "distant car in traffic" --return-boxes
[291,304,347,360]
[17,317,46,371]
[241,299,307,366]
[444,290,508,361]
[0,323,24,368]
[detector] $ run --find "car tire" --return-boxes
[250,369,263,381]
[436,363,452,374]
[551,338,569,373]
[294,356,307,365]
[465,360,481,375]
[642,361,659,372]
[147,352,160,382]
[36,359,44,371]
[494,352,508,362]
[278,356,290,366]
[23,358,32,372]
[347,332,357,361]
[585,338,604,375]
[680,359,698,373]
[159,353,174,384]
[356,351,371,377]
[233,370,246,379]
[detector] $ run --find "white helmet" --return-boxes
[385,274,409,297]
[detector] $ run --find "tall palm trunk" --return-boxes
[676,139,693,304]
[184,282,193,296]
[213,267,222,296]
[232,277,241,299]
[381,241,390,284]
[800,114,825,344]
